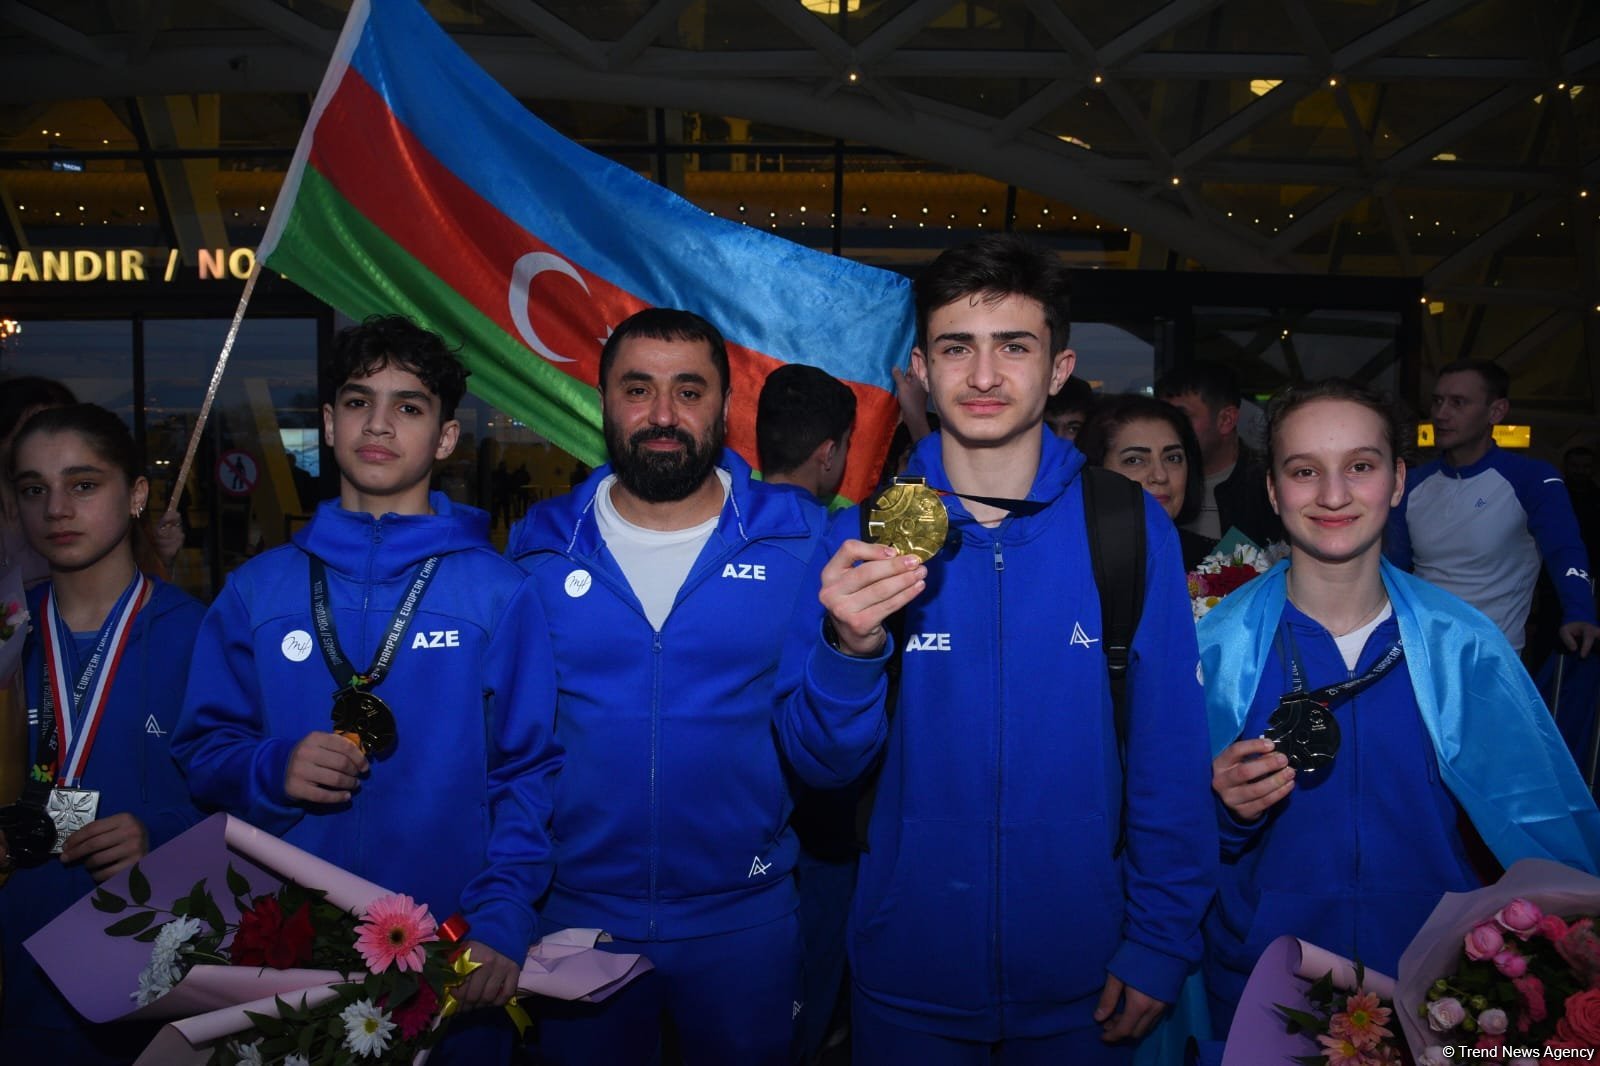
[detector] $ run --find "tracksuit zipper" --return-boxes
[650,629,662,939]
[993,537,1006,1017]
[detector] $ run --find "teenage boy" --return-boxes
[778,235,1216,1064]
[173,316,559,1061]
[507,308,828,1066]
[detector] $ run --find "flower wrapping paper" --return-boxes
[1395,857,1600,1055]
[1221,935,1396,1066]
[25,813,652,1061]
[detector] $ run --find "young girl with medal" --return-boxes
[0,404,205,1063]
[1196,379,1600,1039]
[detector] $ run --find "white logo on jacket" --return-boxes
[410,630,460,649]
[144,715,166,737]
[564,569,592,598]
[281,630,313,662]
[722,563,766,581]
[1567,567,1592,584]
[1069,622,1099,648]
[748,855,772,878]
[904,633,951,652]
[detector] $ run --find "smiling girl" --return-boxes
[1194,379,1600,1039]
[0,404,204,1063]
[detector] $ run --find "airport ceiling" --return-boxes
[1,0,1598,408]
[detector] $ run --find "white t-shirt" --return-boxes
[594,469,730,630]
[1332,602,1394,673]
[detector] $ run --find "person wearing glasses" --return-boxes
[1197,379,1600,1038]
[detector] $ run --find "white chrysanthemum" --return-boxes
[340,999,396,1058]
[226,1039,264,1066]
[131,916,206,1005]
[282,1055,311,1066]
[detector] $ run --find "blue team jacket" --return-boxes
[173,494,560,962]
[3,578,205,1058]
[778,429,1218,1042]
[506,451,827,942]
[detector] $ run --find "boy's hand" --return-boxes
[61,813,149,882]
[451,941,521,1009]
[285,732,369,805]
[818,540,927,657]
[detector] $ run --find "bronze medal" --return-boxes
[331,688,398,756]
[866,477,949,561]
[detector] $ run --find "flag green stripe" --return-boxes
[263,165,606,469]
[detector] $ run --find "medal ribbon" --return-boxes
[1283,627,1405,706]
[307,554,441,693]
[40,571,151,787]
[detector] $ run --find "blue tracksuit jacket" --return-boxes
[173,494,560,963]
[778,429,1218,1042]
[506,451,827,942]
[3,578,204,1063]
[1200,599,1479,1027]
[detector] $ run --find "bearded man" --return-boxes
[506,308,830,1066]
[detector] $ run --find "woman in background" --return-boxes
[1077,394,1214,569]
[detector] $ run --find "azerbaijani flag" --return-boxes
[257,0,912,503]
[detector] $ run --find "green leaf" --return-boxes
[1274,1004,1325,1034]
[225,863,251,900]
[105,911,159,937]
[170,896,191,917]
[91,888,128,913]
[133,925,165,943]
[127,864,151,906]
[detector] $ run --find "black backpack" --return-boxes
[854,466,1148,855]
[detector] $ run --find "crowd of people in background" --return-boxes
[2,233,1599,1066]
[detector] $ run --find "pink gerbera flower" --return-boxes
[355,894,438,973]
[1317,1033,1368,1066]
[1328,992,1394,1050]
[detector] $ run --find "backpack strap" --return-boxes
[1080,466,1147,857]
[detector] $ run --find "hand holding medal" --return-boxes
[331,683,398,756]
[865,477,949,562]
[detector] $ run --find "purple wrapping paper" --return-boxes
[25,813,652,1057]
[1222,935,1395,1066]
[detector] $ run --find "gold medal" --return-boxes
[331,689,398,756]
[866,477,948,561]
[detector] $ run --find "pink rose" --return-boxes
[1427,997,1467,1032]
[1465,921,1505,961]
[1495,950,1529,978]
[1538,914,1571,942]
[1495,898,1544,940]
[1478,1008,1509,1035]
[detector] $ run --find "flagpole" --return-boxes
[161,257,265,526]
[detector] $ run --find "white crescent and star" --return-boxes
[507,251,613,365]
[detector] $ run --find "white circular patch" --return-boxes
[564,569,593,598]
[281,629,313,662]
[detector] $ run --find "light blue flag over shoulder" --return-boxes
[1197,559,1600,874]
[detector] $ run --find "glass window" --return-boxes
[143,317,321,599]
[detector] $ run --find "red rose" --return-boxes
[388,981,441,1041]
[1559,989,1600,1047]
[230,896,315,970]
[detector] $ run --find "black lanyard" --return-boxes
[308,554,440,694]
[1282,624,1405,707]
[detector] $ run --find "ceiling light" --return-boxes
[1250,79,1282,96]
[800,0,861,12]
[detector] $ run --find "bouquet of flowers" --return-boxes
[0,596,25,643]
[1397,859,1600,1062]
[1223,935,1409,1066]
[102,867,462,1064]
[1189,529,1285,620]
[26,814,652,1066]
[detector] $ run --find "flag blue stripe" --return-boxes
[346,0,913,389]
